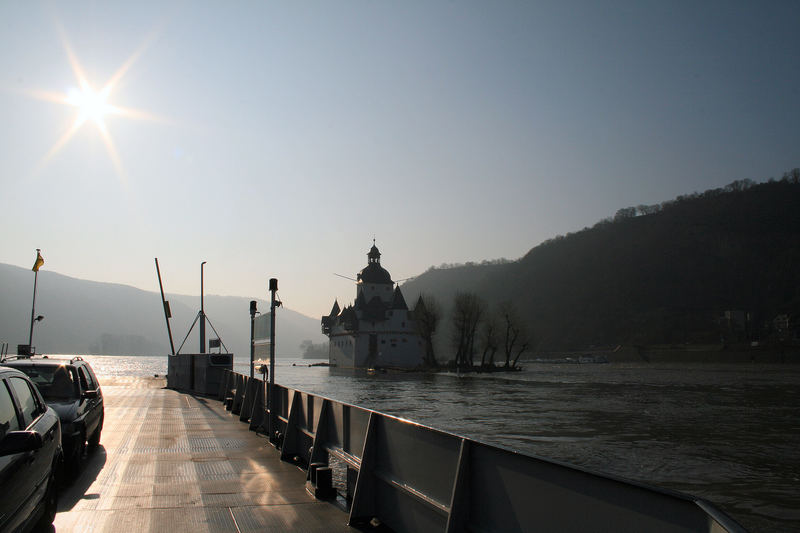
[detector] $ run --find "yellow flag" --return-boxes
[32,251,44,272]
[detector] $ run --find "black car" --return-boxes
[3,357,104,475]
[0,366,62,532]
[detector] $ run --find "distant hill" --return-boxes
[401,174,800,354]
[0,265,325,358]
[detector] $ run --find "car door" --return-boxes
[6,376,52,520]
[0,377,30,531]
[0,379,36,531]
[77,366,99,437]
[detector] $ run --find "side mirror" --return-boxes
[82,389,99,400]
[0,430,44,456]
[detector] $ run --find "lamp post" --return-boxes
[268,278,279,445]
[28,249,44,356]
[200,261,207,354]
[249,300,257,379]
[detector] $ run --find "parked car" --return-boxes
[0,366,62,532]
[3,356,103,475]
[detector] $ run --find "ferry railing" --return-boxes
[218,370,746,533]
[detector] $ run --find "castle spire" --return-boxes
[368,240,381,264]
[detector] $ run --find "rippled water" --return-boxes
[75,355,799,532]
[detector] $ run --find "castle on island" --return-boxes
[321,243,423,369]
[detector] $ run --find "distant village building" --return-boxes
[321,243,423,368]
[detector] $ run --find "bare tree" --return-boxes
[499,301,532,368]
[451,292,484,369]
[479,313,500,368]
[413,294,441,368]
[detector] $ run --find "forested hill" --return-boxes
[401,174,800,352]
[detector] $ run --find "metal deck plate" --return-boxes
[54,378,353,532]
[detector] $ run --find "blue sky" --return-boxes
[1,1,798,318]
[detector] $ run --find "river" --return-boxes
[73,355,799,532]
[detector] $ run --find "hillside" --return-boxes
[401,175,800,354]
[0,264,325,358]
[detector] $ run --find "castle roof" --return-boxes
[357,242,393,284]
[363,296,386,321]
[391,286,408,310]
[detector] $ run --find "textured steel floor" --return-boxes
[53,377,353,532]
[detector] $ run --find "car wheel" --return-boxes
[89,415,103,448]
[36,468,59,528]
[70,430,86,477]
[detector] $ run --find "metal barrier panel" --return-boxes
[374,416,460,510]
[347,404,370,459]
[205,353,233,396]
[219,373,745,533]
[217,369,231,401]
[352,415,461,532]
[239,378,257,422]
[231,374,246,414]
[465,441,717,533]
[248,378,266,432]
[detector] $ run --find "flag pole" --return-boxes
[28,249,43,354]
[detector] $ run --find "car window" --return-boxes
[0,380,22,440]
[80,365,97,390]
[85,365,100,389]
[77,367,90,391]
[8,377,43,428]
[9,364,78,401]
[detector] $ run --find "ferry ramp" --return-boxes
[53,376,353,532]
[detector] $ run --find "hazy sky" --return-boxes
[2,1,798,319]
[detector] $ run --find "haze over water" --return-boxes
[78,354,799,532]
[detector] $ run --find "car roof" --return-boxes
[0,365,35,379]
[1,357,84,368]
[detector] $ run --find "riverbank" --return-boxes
[534,344,800,364]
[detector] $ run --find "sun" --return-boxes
[66,83,114,132]
[24,24,167,183]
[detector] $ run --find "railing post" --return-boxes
[446,439,470,533]
[232,374,247,415]
[308,399,332,480]
[239,377,257,422]
[280,390,302,462]
[348,412,379,526]
[248,378,266,432]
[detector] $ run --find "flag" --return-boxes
[32,251,44,272]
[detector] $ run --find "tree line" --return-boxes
[414,293,532,371]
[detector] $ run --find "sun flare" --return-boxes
[24,24,167,183]
[66,84,114,130]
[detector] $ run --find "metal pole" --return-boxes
[249,300,257,379]
[155,258,176,355]
[28,269,39,353]
[200,261,207,353]
[268,278,278,444]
